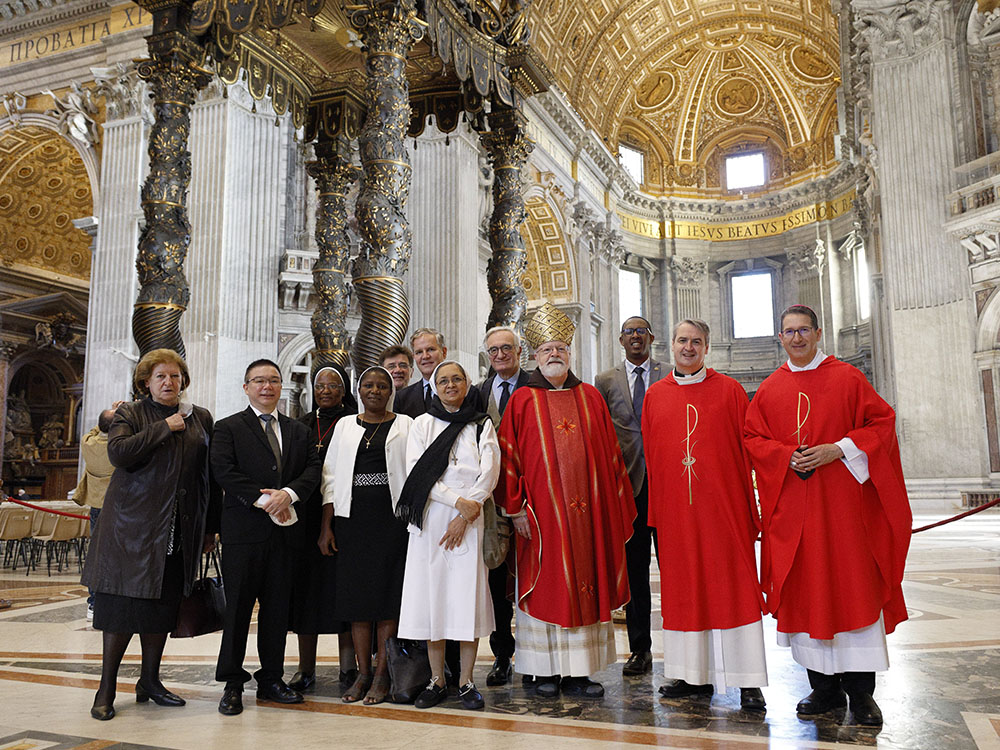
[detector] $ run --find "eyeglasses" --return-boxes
[622,327,651,336]
[537,344,569,355]
[314,383,344,392]
[487,344,515,356]
[246,376,282,386]
[384,362,410,370]
[435,375,467,386]
[780,327,814,338]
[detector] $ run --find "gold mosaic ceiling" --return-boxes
[526,0,841,194]
[0,126,93,280]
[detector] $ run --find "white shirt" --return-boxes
[786,349,869,484]
[491,371,521,409]
[249,404,300,503]
[624,358,651,395]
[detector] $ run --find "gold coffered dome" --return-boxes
[527,0,841,196]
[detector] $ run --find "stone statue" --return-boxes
[38,416,65,450]
[44,81,99,146]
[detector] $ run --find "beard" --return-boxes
[539,359,569,379]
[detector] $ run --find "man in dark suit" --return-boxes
[393,327,447,418]
[594,316,663,676]
[211,359,322,716]
[477,325,531,686]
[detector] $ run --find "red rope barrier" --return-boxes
[911,497,1000,534]
[4,497,90,520]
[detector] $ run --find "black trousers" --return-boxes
[807,669,876,696]
[216,534,294,688]
[624,479,657,654]
[487,564,515,661]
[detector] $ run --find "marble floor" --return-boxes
[1,511,998,750]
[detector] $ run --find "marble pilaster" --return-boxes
[180,84,291,418]
[854,0,985,481]
[406,122,481,374]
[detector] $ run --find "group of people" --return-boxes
[79,301,910,728]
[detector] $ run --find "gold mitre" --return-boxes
[524,302,575,350]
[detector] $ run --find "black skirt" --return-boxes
[93,552,183,634]
[333,420,408,622]
[289,496,349,634]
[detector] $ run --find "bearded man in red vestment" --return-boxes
[643,319,767,711]
[496,302,636,699]
[744,305,911,727]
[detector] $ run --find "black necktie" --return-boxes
[632,366,645,420]
[260,413,282,472]
[498,380,511,415]
[424,383,431,410]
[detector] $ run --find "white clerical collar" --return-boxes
[787,349,827,372]
[625,358,650,375]
[672,367,707,385]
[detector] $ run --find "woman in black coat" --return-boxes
[288,364,359,691]
[81,348,220,720]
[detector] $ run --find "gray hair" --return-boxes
[483,325,521,351]
[410,327,445,349]
[671,318,711,346]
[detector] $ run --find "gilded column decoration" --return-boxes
[481,103,534,331]
[347,0,424,370]
[307,135,360,372]
[131,15,211,358]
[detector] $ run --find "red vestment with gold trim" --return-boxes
[496,377,635,629]
[744,357,911,640]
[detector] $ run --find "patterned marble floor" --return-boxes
[0,512,998,750]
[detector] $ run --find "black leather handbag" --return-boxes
[385,636,432,703]
[172,550,225,638]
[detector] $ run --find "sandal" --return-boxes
[363,673,391,705]
[342,672,373,703]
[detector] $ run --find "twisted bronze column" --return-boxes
[307,135,359,373]
[347,0,424,370]
[133,32,211,358]
[481,103,534,332]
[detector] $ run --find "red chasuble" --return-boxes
[642,369,765,631]
[496,375,636,628]
[744,357,911,640]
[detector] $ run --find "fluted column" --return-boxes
[307,134,359,372]
[481,103,534,333]
[84,62,149,430]
[405,123,481,373]
[0,343,17,467]
[132,11,211,358]
[348,0,424,370]
[854,0,985,484]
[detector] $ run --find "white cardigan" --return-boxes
[321,413,412,517]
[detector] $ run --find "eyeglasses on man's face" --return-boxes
[246,376,282,386]
[537,344,569,356]
[780,327,814,338]
[487,344,515,356]
[621,327,651,336]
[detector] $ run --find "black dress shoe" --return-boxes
[136,680,185,706]
[622,651,653,676]
[256,680,304,704]
[521,674,536,687]
[658,679,714,698]
[90,702,115,721]
[219,688,243,716]
[561,676,604,698]
[288,671,316,692]
[535,675,561,698]
[796,688,847,715]
[458,681,485,709]
[740,687,766,711]
[848,692,883,726]
[486,658,512,686]
[414,682,448,709]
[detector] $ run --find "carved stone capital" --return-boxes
[0,342,17,361]
[671,256,708,286]
[852,0,950,60]
[92,63,152,123]
[786,240,827,279]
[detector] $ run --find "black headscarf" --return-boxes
[395,361,486,529]
[306,364,357,458]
